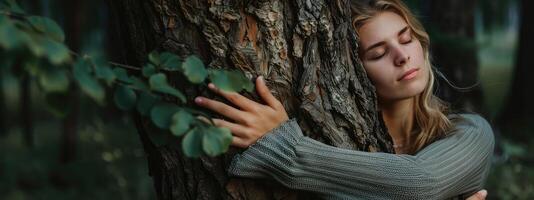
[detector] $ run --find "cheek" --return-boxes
[363,63,392,86]
[410,41,425,64]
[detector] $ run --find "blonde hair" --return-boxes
[351,0,453,154]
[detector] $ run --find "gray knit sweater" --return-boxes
[227,114,495,200]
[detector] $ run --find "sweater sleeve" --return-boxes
[227,114,495,200]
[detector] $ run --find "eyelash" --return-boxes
[369,35,413,60]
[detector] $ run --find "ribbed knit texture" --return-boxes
[227,114,495,200]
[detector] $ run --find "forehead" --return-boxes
[358,11,408,47]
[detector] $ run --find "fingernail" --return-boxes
[208,83,215,89]
[479,190,487,197]
[195,97,203,104]
[258,76,264,83]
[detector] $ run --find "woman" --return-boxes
[193,0,494,199]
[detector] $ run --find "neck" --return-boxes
[379,97,415,149]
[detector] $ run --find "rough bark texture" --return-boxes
[498,0,534,141]
[425,0,484,114]
[108,0,393,199]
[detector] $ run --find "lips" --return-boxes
[398,68,419,81]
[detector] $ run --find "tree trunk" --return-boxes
[0,72,5,137]
[424,0,484,114]
[20,72,33,148]
[498,0,534,141]
[59,0,83,163]
[108,0,393,199]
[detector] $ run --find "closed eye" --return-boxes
[399,28,413,44]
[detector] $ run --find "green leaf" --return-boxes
[142,63,157,77]
[1,0,25,13]
[149,73,186,103]
[73,59,105,104]
[24,34,70,64]
[94,64,116,86]
[22,57,40,76]
[114,85,137,111]
[182,55,207,83]
[136,91,159,116]
[148,51,160,65]
[130,77,149,91]
[44,92,70,117]
[113,67,132,84]
[150,103,180,129]
[202,126,232,156]
[26,34,46,57]
[39,68,70,92]
[170,110,195,136]
[0,16,27,49]
[208,69,254,93]
[160,52,181,71]
[182,127,204,158]
[42,38,70,65]
[27,16,65,42]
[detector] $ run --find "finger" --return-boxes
[212,118,250,138]
[231,136,249,148]
[466,190,487,200]
[255,76,283,110]
[195,96,249,123]
[208,83,260,112]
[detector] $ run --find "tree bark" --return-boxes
[108,0,393,199]
[498,0,534,141]
[424,0,484,114]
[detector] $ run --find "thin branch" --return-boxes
[0,10,29,20]
[68,50,141,71]
[108,61,141,71]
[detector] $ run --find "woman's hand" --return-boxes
[466,190,488,200]
[194,76,289,148]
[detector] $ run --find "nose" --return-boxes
[393,47,410,67]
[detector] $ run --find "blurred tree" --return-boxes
[0,72,4,136]
[108,0,393,199]
[15,0,43,148]
[19,62,34,148]
[423,0,485,114]
[59,0,82,163]
[498,0,534,141]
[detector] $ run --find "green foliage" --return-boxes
[136,91,158,116]
[209,69,255,93]
[149,103,181,129]
[202,126,232,157]
[73,58,105,104]
[159,52,181,71]
[182,55,208,83]
[94,63,116,86]
[170,110,194,136]
[142,63,156,77]
[39,68,69,92]
[0,2,255,158]
[113,67,132,84]
[27,16,65,42]
[182,127,204,157]
[114,85,137,111]
[148,73,186,103]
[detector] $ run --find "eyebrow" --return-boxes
[363,26,410,53]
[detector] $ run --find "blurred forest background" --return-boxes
[0,0,532,199]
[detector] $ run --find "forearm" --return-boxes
[228,115,494,199]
